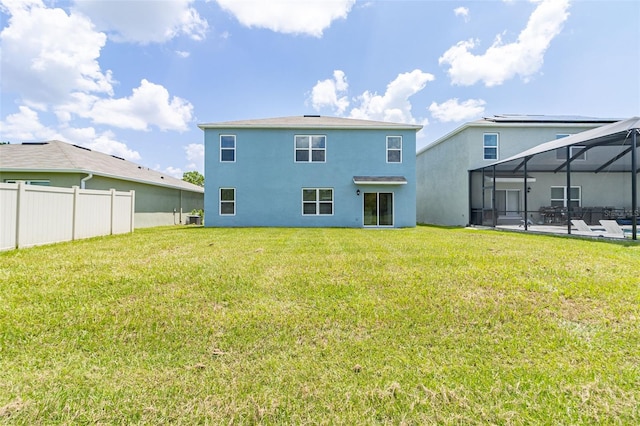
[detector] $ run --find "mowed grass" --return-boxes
[0,226,639,424]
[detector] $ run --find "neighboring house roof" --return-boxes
[0,140,204,193]
[417,115,619,156]
[198,115,423,131]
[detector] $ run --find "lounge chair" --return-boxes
[571,219,604,234]
[599,220,626,237]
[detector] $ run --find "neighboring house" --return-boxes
[0,140,204,228]
[198,115,422,227]
[416,115,618,226]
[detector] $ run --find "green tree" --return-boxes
[182,170,204,187]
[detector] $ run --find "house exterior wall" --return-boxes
[204,127,417,227]
[417,122,607,226]
[0,171,203,228]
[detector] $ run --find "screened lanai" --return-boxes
[469,117,639,239]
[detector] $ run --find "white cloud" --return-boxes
[184,143,204,172]
[0,105,141,161]
[176,50,190,58]
[0,105,59,140]
[0,0,113,104]
[65,127,141,161]
[157,165,184,179]
[72,0,208,44]
[216,0,355,37]
[428,98,486,122]
[349,69,435,124]
[454,6,469,22]
[440,0,571,87]
[309,70,349,115]
[56,79,194,132]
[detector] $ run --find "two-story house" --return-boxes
[416,115,618,226]
[198,115,422,228]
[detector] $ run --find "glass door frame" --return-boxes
[362,191,394,227]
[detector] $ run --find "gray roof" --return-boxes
[0,140,204,193]
[418,115,619,156]
[473,117,640,173]
[198,115,423,131]
[480,114,620,124]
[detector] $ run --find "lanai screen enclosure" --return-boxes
[469,117,639,239]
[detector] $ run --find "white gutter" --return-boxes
[80,173,93,189]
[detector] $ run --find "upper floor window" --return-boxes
[483,133,498,160]
[295,135,326,162]
[302,188,333,215]
[556,145,587,161]
[387,136,402,163]
[220,135,235,162]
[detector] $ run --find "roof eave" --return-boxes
[0,167,204,193]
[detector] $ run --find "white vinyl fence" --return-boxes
[1,182,134,251]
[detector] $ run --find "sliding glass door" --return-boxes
[364,192,393,227]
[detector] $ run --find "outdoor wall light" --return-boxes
[527,186,532,193]
[356,189,361,196]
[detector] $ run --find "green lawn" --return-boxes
[1,226,639,424]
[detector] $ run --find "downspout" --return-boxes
[80,173,93,189]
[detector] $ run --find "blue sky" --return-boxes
[1,0,638,178]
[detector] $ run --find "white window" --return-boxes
[483,133,499,160]
[302,188,333,215]
[556,145,587,161]
[550,186,581,208]
[386,136,402,163]
[220,188,235,215]
[4,180,50,186]
[220,135,236,162]
[295,135,326,162]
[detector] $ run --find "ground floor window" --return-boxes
[302,188,333,215]
[550,186,581,208]
[220,188,235,215]
[4,180,50,186]
[364,192,393,226]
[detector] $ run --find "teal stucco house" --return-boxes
[199,115,422,228]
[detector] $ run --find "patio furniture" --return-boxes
[571,220,605,235]
[599,220,627,237]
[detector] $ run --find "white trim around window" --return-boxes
[550,186,581,208]
[483,133,499,161]
[295,135,326,163]
[220,135,236,162]
[302,188,333,215]
[386,136,402,163]
[219,187,235,215]
[4,179,50,186]
[556,145,587,161]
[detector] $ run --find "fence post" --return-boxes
[129,190,135,232]
[72,186,80,241]
[15,181,25,249]
[110,189,116,235]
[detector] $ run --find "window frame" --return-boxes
[301,188,334,216]
[4,179,50,186]
[483,133,499,161]
[386,136,402,163]
[550,186,581,208]
[220,135,236,163]
[294,135,326,163]
[556,145,587,161]
[219,187,236,216]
